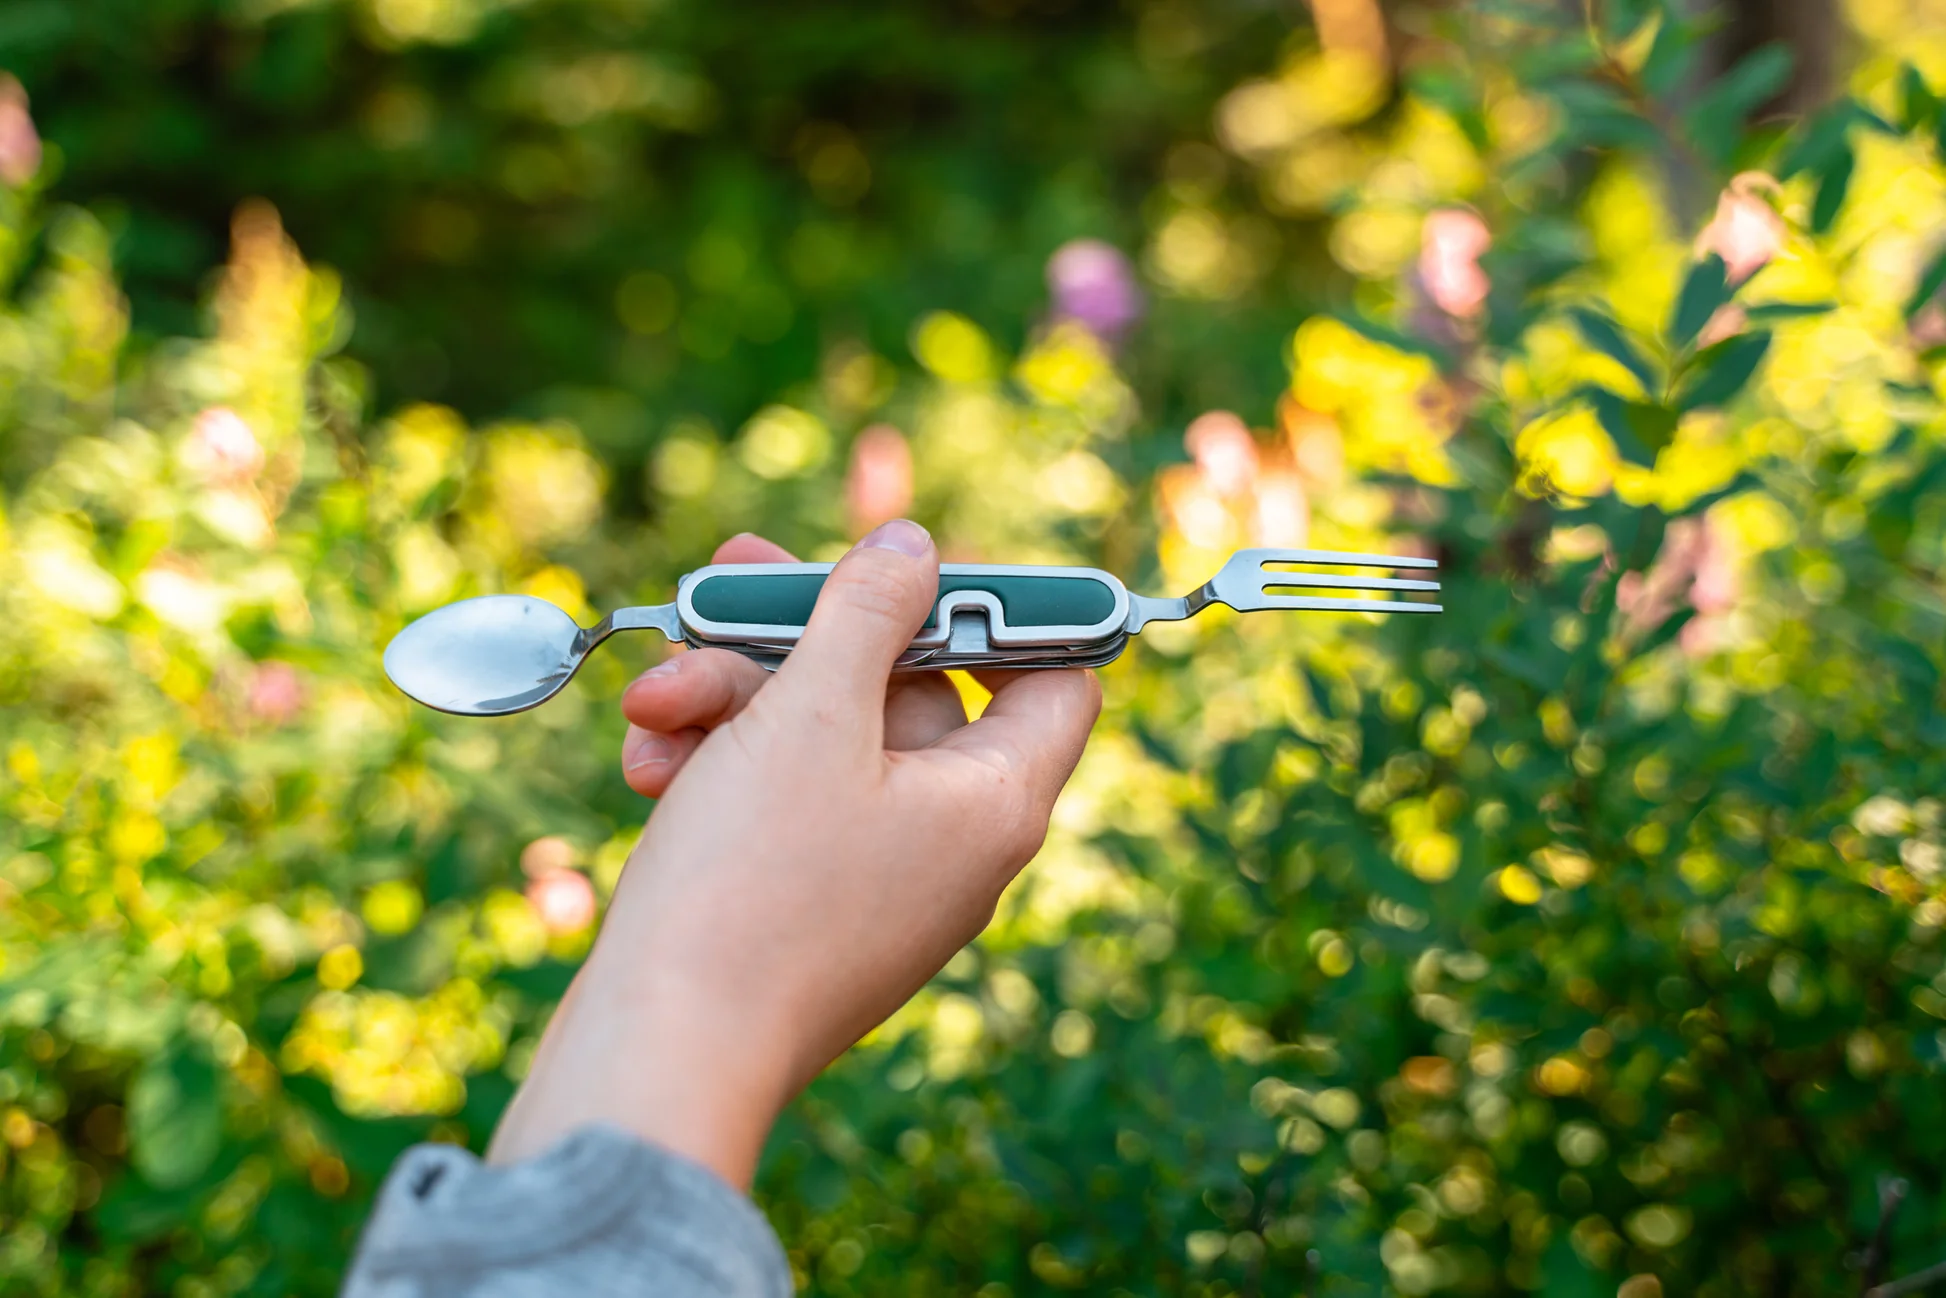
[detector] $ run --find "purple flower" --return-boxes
[1047,239,1143,340]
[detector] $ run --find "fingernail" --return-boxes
[644,659,682,679]
[623,732,675,770]
[857,518,931,558]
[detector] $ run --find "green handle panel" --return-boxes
[689,571,1117,629]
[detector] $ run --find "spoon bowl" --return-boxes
[384,595,587,716]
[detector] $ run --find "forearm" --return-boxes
[487,941,793,1189]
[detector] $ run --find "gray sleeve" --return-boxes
[341,1124,793,1298]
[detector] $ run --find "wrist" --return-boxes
[489,939,796,1188]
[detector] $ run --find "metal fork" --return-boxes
[1125,548,1442,631]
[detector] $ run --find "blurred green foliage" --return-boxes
[6,1,1946,1295]
[8,0,1306,481]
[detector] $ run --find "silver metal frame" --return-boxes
[676,562,1131,652]
[381,547,1443,714]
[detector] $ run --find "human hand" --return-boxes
[487,521,1102,1186]
[613,530,979,797]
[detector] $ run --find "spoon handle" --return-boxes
[586,603,683,647]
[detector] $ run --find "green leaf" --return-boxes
[1862,107,1900,134]
[1669,254,1731,348]
[1907,246,1946,318]
[94,1142,250,1244]
[1548,84,1663,151]
[1811,145,1855,233]
[1635,605,1698,658]
[93,1175,199,1243]
[1685,44,1793,166]
[1903,63,1940,132]
[1677,331,1772,410]
[1742,301,1835,322]
[1483,644,1561,693]
[1329,309,1451,363]
[1782,101,1860,177]
[1585,387,1678,466]
[1640,13,1699,97]
[1569,308,1658,395]
[127,1047,222,1190]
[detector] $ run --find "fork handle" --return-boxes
[675,562,1130,662]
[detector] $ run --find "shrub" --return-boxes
[3,3,1946,1294]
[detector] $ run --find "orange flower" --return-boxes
[1157,465,1238,550]
[520,836,577,878]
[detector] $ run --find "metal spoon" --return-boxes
[382,596,681,716]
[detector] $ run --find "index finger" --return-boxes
[711,533,797,564]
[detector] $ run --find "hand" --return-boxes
[487,521,1102,1186]
[613,531,977,797]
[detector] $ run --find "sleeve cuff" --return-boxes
[343,1124,791,1297]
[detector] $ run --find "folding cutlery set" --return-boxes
[384,548,1442,717]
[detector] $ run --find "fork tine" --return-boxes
[1239,546,1439,570]
[1260,572,1441,593]
[1254,594,1444,614]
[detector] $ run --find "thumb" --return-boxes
[769,519,938,736]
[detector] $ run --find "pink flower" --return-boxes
[186,407,264,484]
[1913,303,1946,350]
[1047,239,1144,340]
[845,423,914,534]
[1419,209,1491,319]
[0,77,41,189]
[247,661,305,725]
[1690,519,1739,614]
[1696,303,1748,349]
[1252,470,1309,547]
[1616,518,1704,637]
[1698,175,1785,284]
[1184,411,1260,497]
[526,869,597,935]
[1616,515,1740,652]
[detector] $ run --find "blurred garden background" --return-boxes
[6,0,1946,1293]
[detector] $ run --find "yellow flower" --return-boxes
[1497,865,1543,904]
[912,312,994,384]
[318,944,364,991]
[1016,323,1114,407]
[1290,317,1455,485]
[737,405,830,480]
[363,881,425,937]
[1515,407,1617,498]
